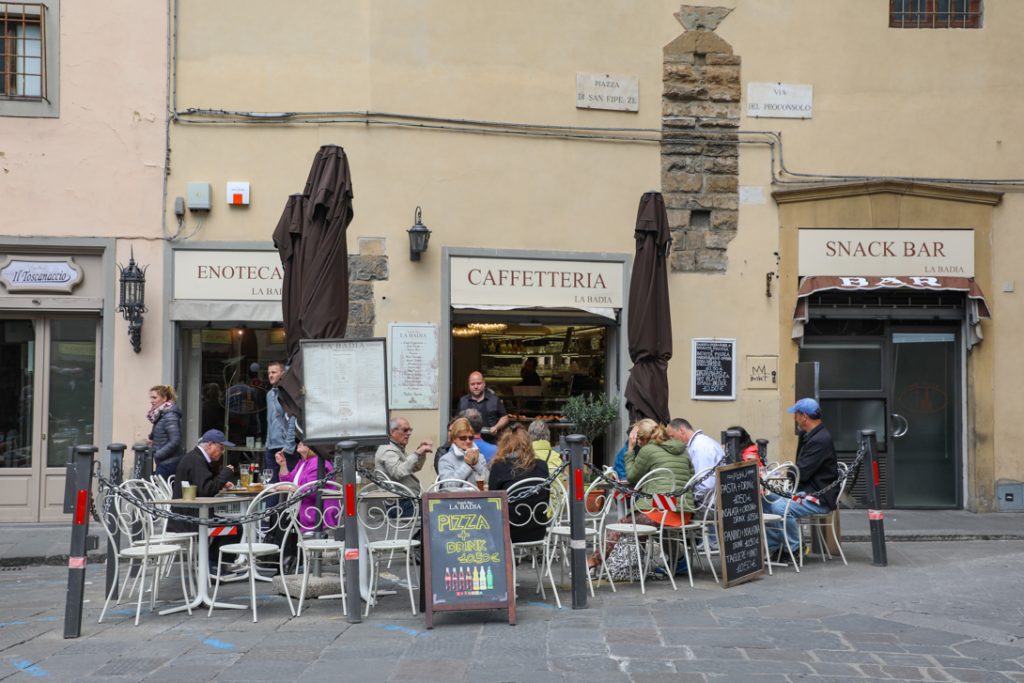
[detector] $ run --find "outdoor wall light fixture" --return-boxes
[407,206,431,261]
[117,247,148,353]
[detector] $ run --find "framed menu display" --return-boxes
[300,338,389,445]
[691,338,736,401]
[714,460,765,588]
[388,322,439,409]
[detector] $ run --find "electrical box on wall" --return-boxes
[226,181,251,206]
[186,182,212,210]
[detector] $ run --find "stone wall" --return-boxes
[662,6,740,273]
[346,237,388,338]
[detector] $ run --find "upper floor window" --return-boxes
[0,0,57,117]
[890,0,983,28]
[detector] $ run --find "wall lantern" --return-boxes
[117,247,148,353]
[407,206,432,261]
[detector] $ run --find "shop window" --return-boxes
[0,1,58,117]
[889,0,983,28]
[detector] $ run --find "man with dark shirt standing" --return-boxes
[456,371,509,436]
[766,398,839,555]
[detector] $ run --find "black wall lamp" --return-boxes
[407,206,431,261]
[117,247,148,353]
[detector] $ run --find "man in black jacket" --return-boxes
[169,429,236,536]
[766,398,839,554]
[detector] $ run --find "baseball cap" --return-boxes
[200,429,235,447]
[787,398,821,415]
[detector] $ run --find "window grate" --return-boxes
[890,0,983,29]
[0,2,46,100]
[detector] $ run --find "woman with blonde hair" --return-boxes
[148,384,183,478]
[436,416,488,487]
[589,418,694,569]
[488,423,550,543]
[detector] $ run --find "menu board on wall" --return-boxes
[691,338,736,400]
[422,490,515,628]
[388,323,439,409]
[301,338,389,444]
[714,460,765,588]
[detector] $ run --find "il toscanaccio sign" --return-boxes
[450,257,624,310]
[798,229,974,277]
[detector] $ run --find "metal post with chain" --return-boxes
[104,443,126,596]
[63,445,97,639]
[566,434,588,609]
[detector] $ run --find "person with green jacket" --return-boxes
[589,418,694,569]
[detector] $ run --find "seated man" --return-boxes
[463,409,497,463]
[170,429,237,570]
[765,398,840,554]
[375,416,433,517]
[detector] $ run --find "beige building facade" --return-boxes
[0,1,168,520]
[6,0,1014,519]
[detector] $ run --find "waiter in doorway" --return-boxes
[456,371,509,441]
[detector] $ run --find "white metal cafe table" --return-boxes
[151,495,249,614]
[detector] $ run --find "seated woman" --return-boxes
[589,419,694,569]
[729,425,765,474]
[436,417,488,488]
[488,425,551,543]
[275,442,340,532]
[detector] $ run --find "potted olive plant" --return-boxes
[561,393,619,512]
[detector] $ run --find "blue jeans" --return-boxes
[765,493,829,552]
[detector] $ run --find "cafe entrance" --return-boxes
[0,315,100,522]
[799,295,968,509]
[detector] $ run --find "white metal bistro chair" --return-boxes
[762,462,801,573]
[506,476,562,607]
[283,479,347,616]
[427,478,478,492]
[97,485,192,625]
[208,483,294,622]
[361,480,421,616]
[597,467,678,594]
[547,477,610,597]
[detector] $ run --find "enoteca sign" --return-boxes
[174,250,283,301]
[450,257,623,310]
[798,229,974,277]
[0,257,84,293]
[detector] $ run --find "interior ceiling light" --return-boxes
[451,326,481,337]
[467,322,508,333]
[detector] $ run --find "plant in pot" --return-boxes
[561,392,619,512]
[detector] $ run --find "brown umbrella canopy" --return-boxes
[623,191,673,425]
[272,145,355,424]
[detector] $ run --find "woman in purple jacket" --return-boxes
[275,442,340,531]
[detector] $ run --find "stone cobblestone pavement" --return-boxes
[0,540,1022,682]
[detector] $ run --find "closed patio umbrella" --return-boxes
[272,145,355,427]
[623,191,673,425]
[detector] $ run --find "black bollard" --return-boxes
[724,429,742,465]
[338,440,361,623]
[64,445,97,639]
[566,434,588,610]
[756,439,769,466]
[132,441,151,480]
[104,444,126,596]
[332,448,345,545]
[859,430,888,567]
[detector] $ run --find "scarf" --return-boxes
[147,400,175,424]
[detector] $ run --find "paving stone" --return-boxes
[95,657,170,676]
[881,665,929,679]
[953,640,1024,661]
[391,658,468,681]
[143,664,224,681]
[808,661,865,677]
[940,669,1017,683]
[550,655,621,673]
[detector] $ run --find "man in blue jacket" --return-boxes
[766,398,839,555]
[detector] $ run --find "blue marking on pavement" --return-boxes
[202,638,235,650]
[12,660,48,677]
[108,609,136,615]
[526,601,557,609]
[376,623,423,637]
[34,616,58,622]
[0,621,28,628]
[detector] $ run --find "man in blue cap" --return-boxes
[765,398,839,556]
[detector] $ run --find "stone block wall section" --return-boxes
[662,5,740,273]
[346,237,389,338]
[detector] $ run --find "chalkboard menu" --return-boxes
[691,338,736,400]
[714,460,765,588]
[422,490,516,628]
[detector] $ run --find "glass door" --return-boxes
[890,331,959,507]
[0,315,99,522]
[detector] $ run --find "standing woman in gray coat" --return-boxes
[148,384,183,478]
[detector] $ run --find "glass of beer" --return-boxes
[240,471,251,488]
[475,479,486,491]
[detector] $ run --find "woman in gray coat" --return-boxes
[148,384,183,478]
